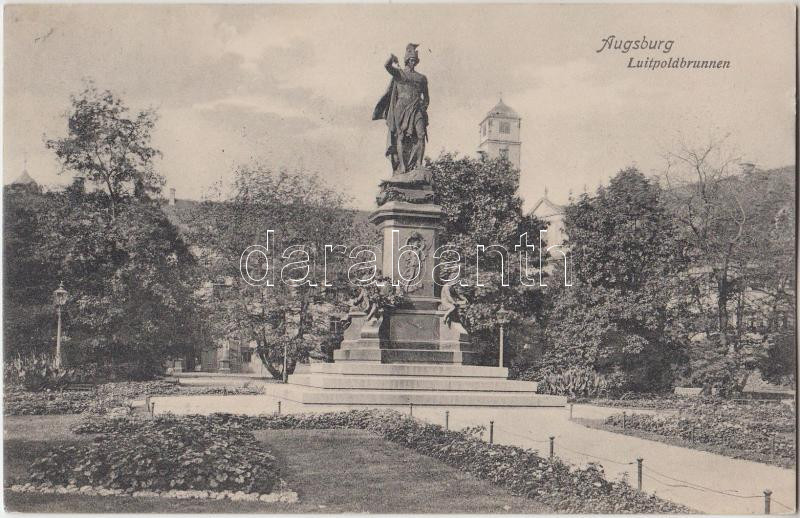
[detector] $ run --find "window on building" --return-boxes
[500,121,511,134]
[488,120,493,129]
[482,123,486,137]
[499,148,509,160]
[241,349,252,363]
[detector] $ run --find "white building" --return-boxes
[528,187,566,247]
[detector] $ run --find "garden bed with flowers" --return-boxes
[601,400,795,468]
[4,381,264,416]
[8,414,296,505]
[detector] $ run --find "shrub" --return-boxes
[29,418,279,494]
[4,355,167,392]
[534,368,617,398]
[4,355,85,391]
[572,394,681,409]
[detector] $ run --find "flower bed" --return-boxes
[70,411,689,513]
[573,394,686,410]
[95,381,265,399]
[4,381,264,416]
[604,401,796,465]
[28,418,281,496]
[4,389,98,416]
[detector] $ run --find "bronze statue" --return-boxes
[373,43,429,176]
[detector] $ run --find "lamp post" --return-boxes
[53,281,68,368]
[212,278,233,373]
[283,339,288,383]
[496,305,511,368]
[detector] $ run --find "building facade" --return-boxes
[528,188,566,247]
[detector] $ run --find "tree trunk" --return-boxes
[735,285,745,343]
[716,270,733,354]
[255,337,284,381]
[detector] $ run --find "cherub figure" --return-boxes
[440,276,468,328]
[343,286,376,330]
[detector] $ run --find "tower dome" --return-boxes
[486,98,520,120]
[12,169,37,186]
[11,157,38,187]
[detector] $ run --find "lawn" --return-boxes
[4,415,550,513]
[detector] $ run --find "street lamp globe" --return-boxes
[53,281,68,307]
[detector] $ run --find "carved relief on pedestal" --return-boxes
[399,231,428,295]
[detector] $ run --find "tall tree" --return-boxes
[3,185,60,358]
[541,168,689,391]
[662,140,746,353]
[3,186,200,373]
[429,153,550,369]
[46,82,163,217]
[662,140,795,387]
[186,164,370,380]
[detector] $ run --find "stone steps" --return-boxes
[288,373,538,392]
[295,363,510,378]
[272,361,565,407]
[265,383,564,407]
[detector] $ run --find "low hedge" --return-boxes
[72,411,690,513]
[94,381,265,399]
[29,418,279,495]
[572,395,683,409]
[4,382,264,416]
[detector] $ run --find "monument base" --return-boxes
[336,298,477,364]
[266,363,566,407]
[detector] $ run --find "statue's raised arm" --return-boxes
[384,53,401,78]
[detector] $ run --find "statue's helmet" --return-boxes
[404,43,420,65]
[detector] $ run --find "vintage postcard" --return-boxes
[3,3,797,515]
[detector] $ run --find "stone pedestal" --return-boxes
[334,201,476,365]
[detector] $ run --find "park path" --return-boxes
[151,395,796,514]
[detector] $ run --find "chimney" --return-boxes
[169,188,176,206]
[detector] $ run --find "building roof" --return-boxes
[485,98,520,120]
[11,169,37,186]
[528,193,565,218]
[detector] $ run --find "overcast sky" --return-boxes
[4,4,796,210]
